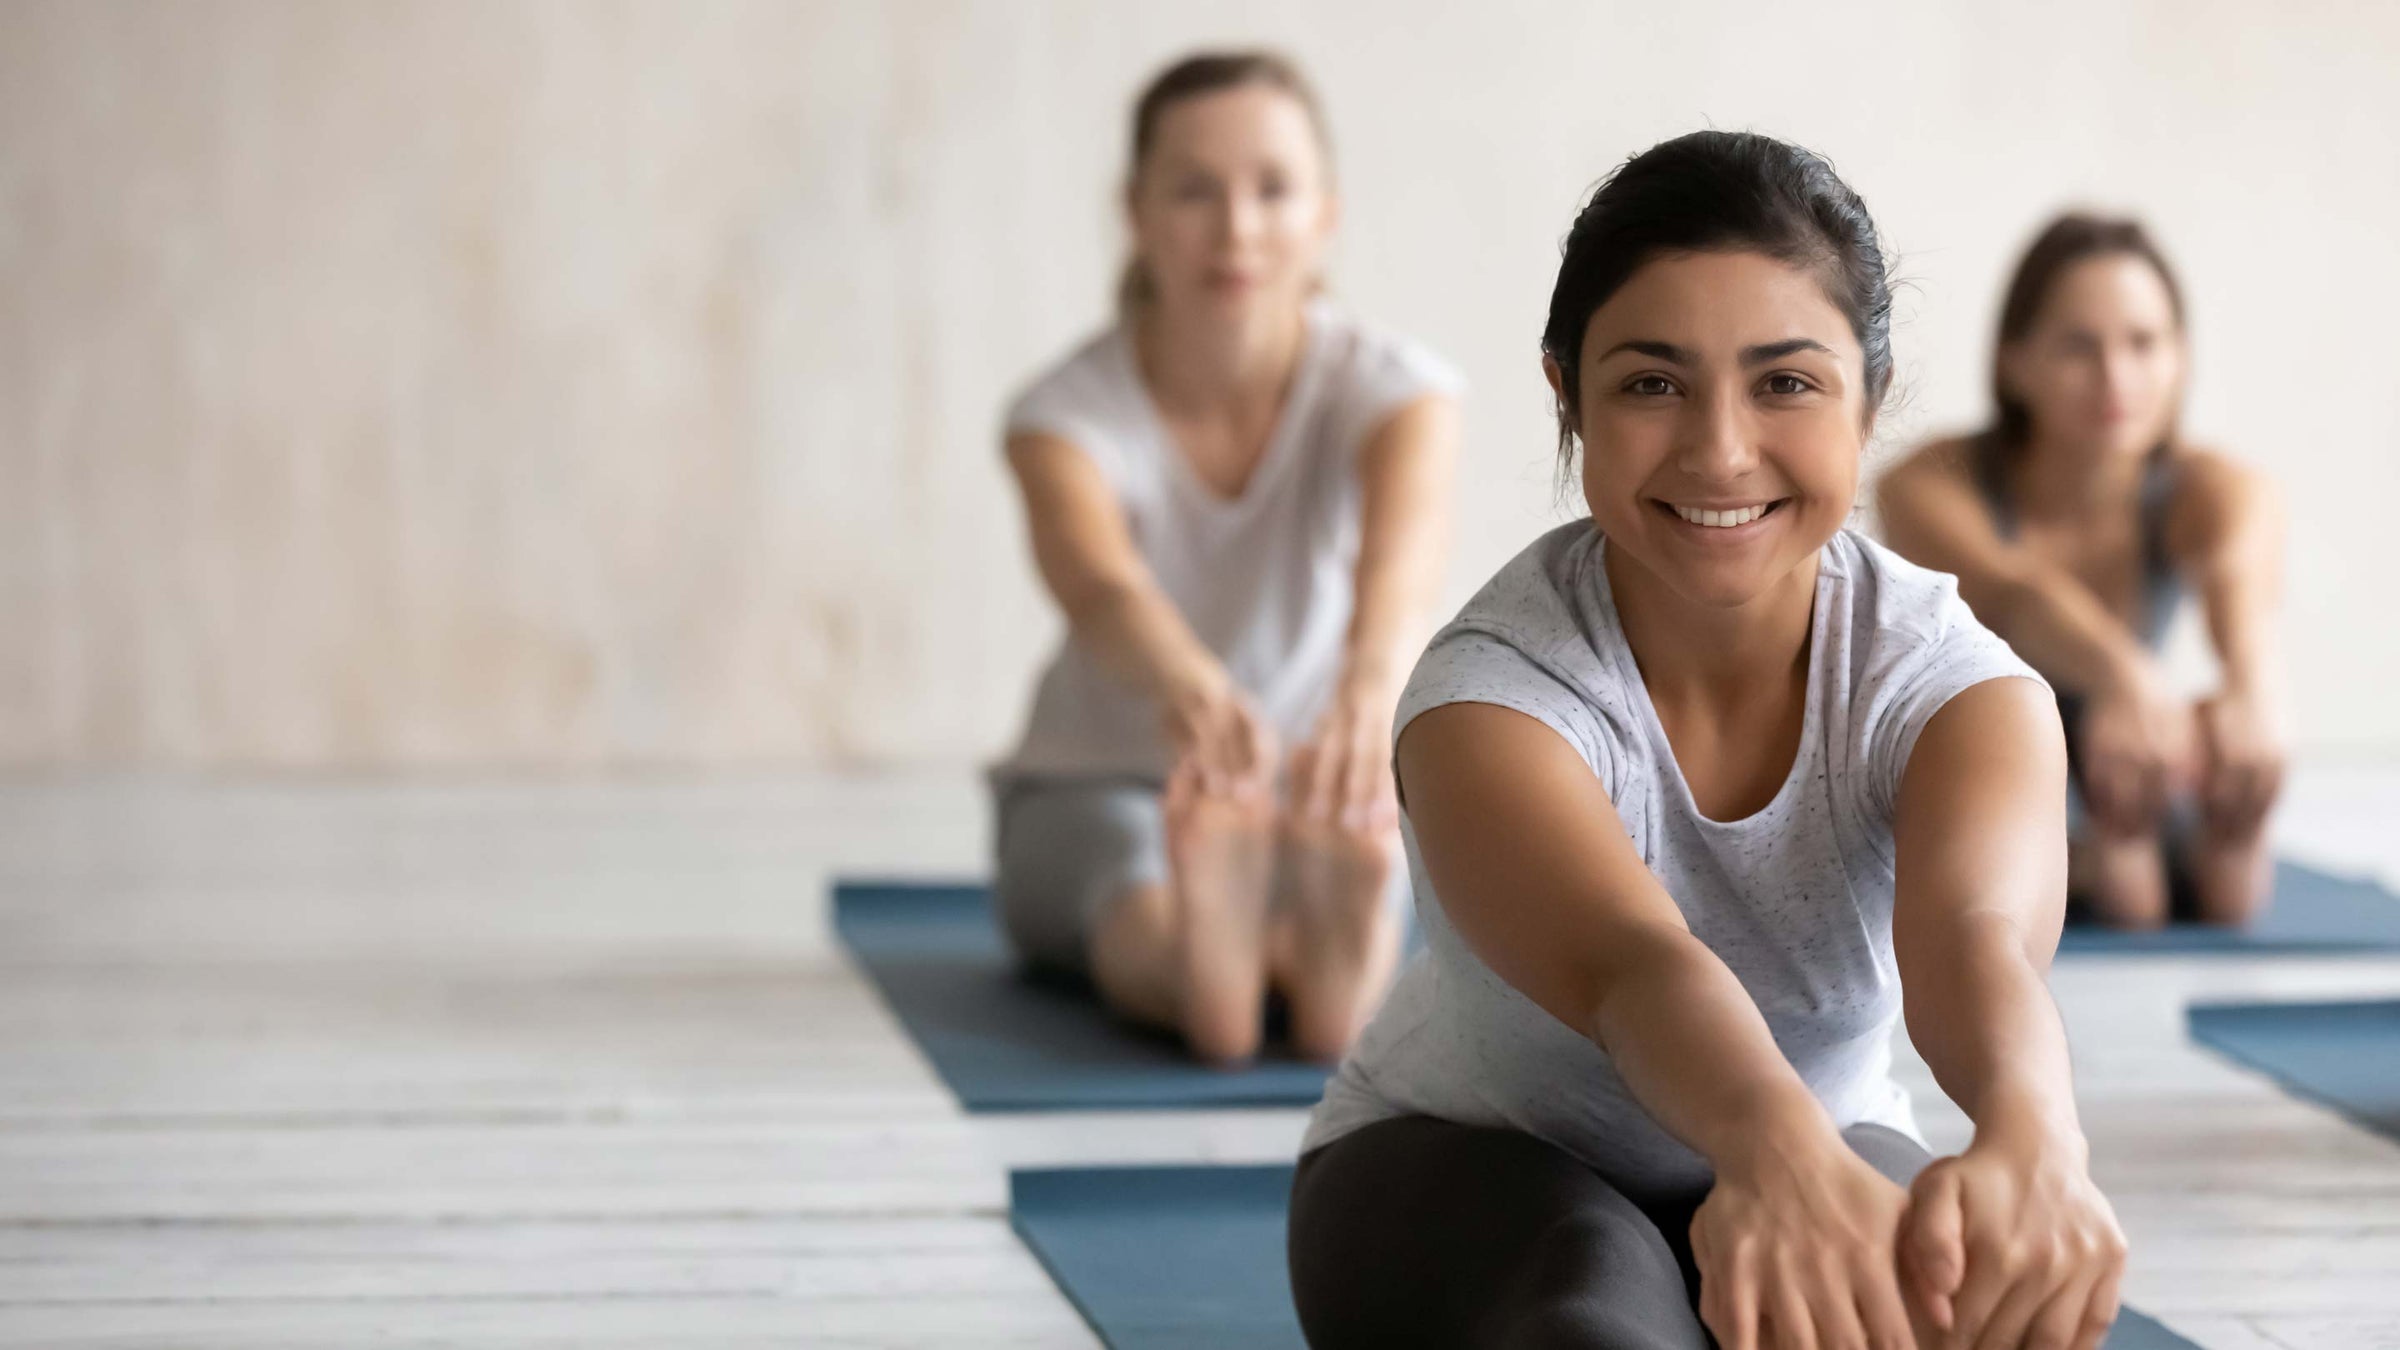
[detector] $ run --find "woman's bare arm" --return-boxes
[2163,451,2284,700]
[1892,676,2077,1142]
[1342,395,1460,693]
[1891,676,2126,1349]
[1878,445,2149,700]
[1397,703,1842,1173]
[1292,395,1459,823]
[1006,432,1266,780]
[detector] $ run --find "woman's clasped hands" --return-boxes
[1695,1123,2126,1350]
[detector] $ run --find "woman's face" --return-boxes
[1127,85,1335,318]
[1549,250,1871,610]
[2002,254,2185,460]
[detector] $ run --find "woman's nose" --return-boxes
[1677,388,1759,481]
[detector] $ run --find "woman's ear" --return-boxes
[1541,353,1568,406]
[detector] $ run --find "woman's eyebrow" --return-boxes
[1741,337,1835,364]
[1596,340,1692,364]
[1596,337,1835,365]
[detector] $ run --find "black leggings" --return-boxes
[1287,1115,1932,1350]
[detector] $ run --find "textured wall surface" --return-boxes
[3,0,2396,768]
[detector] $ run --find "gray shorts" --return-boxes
[992,775,1171,975]
[990,775,1412,976]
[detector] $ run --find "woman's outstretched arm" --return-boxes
[1006,431,1271,787]
[1878,446,2149,701]
[1291,395,1459,826]
[1892,675,2127,1350]
[2164,451,2286,832]
[1398,703,1917,1350]
[1879,444,2191,831]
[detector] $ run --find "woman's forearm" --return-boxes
[1904,909,2085,1151]
[1061,578,1226,710]
[1593,930,1847,1175]
[1341,398,1458,698]
[1977,565,2155,703]
[2196,556,2280,700]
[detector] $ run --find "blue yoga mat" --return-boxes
[2188,999,2400,1142]
[1010,1163,2198,1350]
[2058,859,2400,956]
[833,881,1333,1112]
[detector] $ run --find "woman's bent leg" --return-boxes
[1289,1116,1708,1350]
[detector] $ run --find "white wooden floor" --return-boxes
[2,768,2398,1348]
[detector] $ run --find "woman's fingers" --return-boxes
[1968,1261,2060,1350]
[1904,1165,1965,1331]
[1769,1267,1822,1350]
[1700,1243,1761,1350]
[2023,1265,2103,1350]
[2069,1249,2124,1350]
[1801,1253,1873,1350]
[1855,1258,1917,1350]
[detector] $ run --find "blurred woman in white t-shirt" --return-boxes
[992,51,1463,1064]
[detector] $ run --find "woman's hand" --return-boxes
[1901,1131,2126,1350]
[1161,666,1276,799]
[1692,1127,1918,1350]
[1286,672,1401,834]
[2194,689,2284,836]
[2077,659,2197,834]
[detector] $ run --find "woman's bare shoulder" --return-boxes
[1877,435,1983,510]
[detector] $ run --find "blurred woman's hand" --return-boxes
[1691,1129,1918,1350]
[2078,660,2197,834]
[1162,666,1276,799]
[1901,1130,2126,1350]
[2194,690,2284,836]
[1287,672,1400,834]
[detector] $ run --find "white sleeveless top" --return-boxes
[1302,522,2045,1203]
[997,304,1464,782]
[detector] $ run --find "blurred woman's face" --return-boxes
[1550,250,1871,610]
[1127,85,1335,319]
[2003,254,2186,460]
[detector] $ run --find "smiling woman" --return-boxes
[1288,132,2128,1350]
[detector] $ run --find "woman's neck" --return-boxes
[1133,298,1307,422]
[1604,541,1820,713]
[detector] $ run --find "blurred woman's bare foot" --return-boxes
[1163,763,1276,1064]
[1273,813,1404,1063]
[2070,830,2171,930]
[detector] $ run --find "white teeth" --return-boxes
[1673,503,1770,528]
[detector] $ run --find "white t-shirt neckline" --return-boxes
[1587,534,1832,830]
[1110,303,1337,519]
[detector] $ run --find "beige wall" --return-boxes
[4,0,2396,769]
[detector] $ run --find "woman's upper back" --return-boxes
[1302,521,2039,1193]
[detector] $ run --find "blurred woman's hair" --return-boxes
[1539,130,1896,475]
[1985,213,2188,455]
[1117,50,1333,311]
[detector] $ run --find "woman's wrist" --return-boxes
[1706,1087,1849,1185]
[1158,658,1231,719]
[1970,1089,2089,1165]
[1336,649,1404,708]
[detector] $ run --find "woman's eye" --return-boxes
[1626,375,1676,396]
[1258,175,1289,201]
[1762,373,1813,397]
